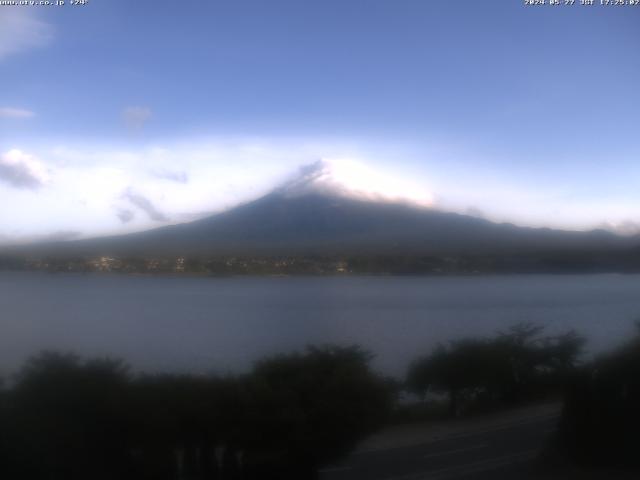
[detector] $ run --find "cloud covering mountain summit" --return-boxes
[279,159,434,208]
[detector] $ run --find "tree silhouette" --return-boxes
[244,345,394,478]
[0,346,393,480]
[407,323,585,416]
[6,352,132,479]
[560,328,640,468]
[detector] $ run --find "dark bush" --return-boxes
[0,345,392,480]
[407,323,585,416]
[559,331,640,468]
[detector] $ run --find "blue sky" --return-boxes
[1,0,639,241]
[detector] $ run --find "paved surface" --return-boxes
[319,403,561,480]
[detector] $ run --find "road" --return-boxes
[319,404,560,480]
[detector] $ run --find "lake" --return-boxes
[1,272,639,378]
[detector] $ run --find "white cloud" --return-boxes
[1,138,637,242]
[283,158,434,207]
[123,188,168,222]
[0,139,435,241]
[0,10,53,61]
[0,140,310,240]
[0,107,36,119]
[122,106,152,129]
[599,220,640,236]
[153,169,189,183]
[0,149,50,189]
[116,208,135,224]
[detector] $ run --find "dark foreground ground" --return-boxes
[319,403,635,480]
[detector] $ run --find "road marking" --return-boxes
[424,414,559,442]
[356,413,559,455]
[422,443,488,459]
[383,449,538,480]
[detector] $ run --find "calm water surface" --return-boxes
[1,272,639,377]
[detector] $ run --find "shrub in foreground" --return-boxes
[0,346,393,480]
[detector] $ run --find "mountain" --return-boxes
[3,160,639,263]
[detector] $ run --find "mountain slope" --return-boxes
[4,158,638,259]
[20,190,635,258]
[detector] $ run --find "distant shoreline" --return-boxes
[3,249,640,277]
[1,268,639,278]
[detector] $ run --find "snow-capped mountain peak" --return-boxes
[279,159,434,207]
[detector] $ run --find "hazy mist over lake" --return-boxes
[2,272,639,378]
